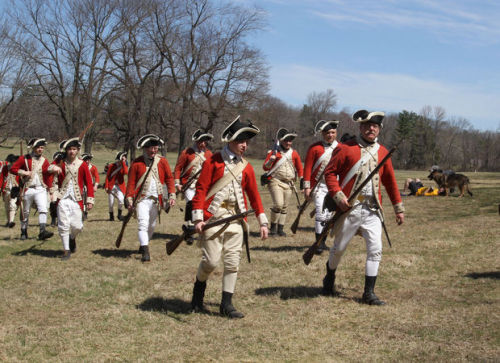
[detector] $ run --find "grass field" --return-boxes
[0,145,498,361]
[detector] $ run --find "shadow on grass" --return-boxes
[251,245,307,252]
[87,218,114,222]
[151,232,179,240]
[92,248,138,258]
[465,271,500,280]
[296,226,315,233]
[137,296,220,318]
[255,286,323,300]
[12,243,61,258]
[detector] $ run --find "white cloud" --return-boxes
[269,64,499,130]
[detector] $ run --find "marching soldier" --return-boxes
[174,129,213,243]
[105,151,128,221]
[190,116,268,319]
[303,120,340,253]
[262,128,303,237]
[322,110,404,305]
[1,154,20,228]
[126,134,176,262]
[49,138,95,260]
[82,153,99,220]
[10,138,54,240]
[49,150,65,227]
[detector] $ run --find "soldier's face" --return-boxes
[322,129,337,144]
[145,146,159,159]
[281,139,293,150]
[196,140,208,150]
[66,146,79,159]
[360,122,380,142]
[33,146,44,156]
[229,140,248,156]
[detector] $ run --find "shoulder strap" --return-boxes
[206,159,248,200]
[266,148,293,177]
[341,143,380,189]
[312,141,337,175]
[136,156,161,187]
[181,151,205,179]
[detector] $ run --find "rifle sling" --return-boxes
[206,159,248,200]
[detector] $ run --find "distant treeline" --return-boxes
[0,0,498,171]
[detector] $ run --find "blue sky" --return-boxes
[244,0,500,131]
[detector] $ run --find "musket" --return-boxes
[302,145,398,265]
[115,157,155,248]
[289,181,301,209]
[290,166,328,234]
[78,120,94,143]
[166,209,255,256]
[164,168,203,214]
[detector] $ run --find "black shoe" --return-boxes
[50,219,57,227]
[69,237,76,253]
[269,223,277,236]
[20,228,28,240]
[220,291,244,319]
[117,210,124,221]
[138,245,144,254]
[314,233,327,255]
[361,276,386,306]
[8,222,15,228]
[277,224,287,237]
[190,279,208,313]
[109,212,114,221]
[61,250,71,261]
[321,261,337,296]
[38,230,54,240]
[141,245,150,262]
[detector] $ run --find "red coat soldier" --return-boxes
[0,154,20,228]
[105,151,128,221]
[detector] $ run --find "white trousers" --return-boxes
[328,203,383,276]
[3,192,18,223]
[21,187,48,228]
[314,182,334,234]
[184,187,195,201]
[108,185,124,212]
[136,198,158,246]
[57,198,83,250]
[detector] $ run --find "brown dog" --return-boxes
[428,170,473,197]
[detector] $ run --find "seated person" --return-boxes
[402,178,442,196]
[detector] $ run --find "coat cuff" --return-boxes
[333,191,347,205]
[303,180,311,189]
[174,179,180,186]
[169,193,176,200]
[393,202,405,214]
[86,197,95,205]
[192,209,204,222]
[257,213,268,226]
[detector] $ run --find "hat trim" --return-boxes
[221,126,260,142]
[62,137,81,150]
[279,133,297,141]
[136,134,164,149]
[315,120,339,134]
[353,111,385,123]
[192,132,214,142]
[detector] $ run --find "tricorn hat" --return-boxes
[352,110,385,126]
[58,139,67,152]
[6,154,19,163]
[61,137,81,150]
[116,151,127,160]
[136,134,164,149]
[52,151,65,161]
[277,128,297,142]
[81,153,93,161]
[192,129,214,142]
[221,115,260,142]
[27,138,47,149]
[314,120,339,134]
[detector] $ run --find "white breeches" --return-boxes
[22,187,48,228]
[3,192,18,222]
[314,182,334,234]
[184,187,195,201]
[136,198,158,246]
[57,198,83,250]
[328,203,383,276]
[108,185,124,211]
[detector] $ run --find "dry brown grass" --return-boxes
[0,149,498,361]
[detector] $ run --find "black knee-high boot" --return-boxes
[361,276,386,306]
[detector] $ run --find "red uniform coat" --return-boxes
[262,148,304,178]
[54,160,95,210]
[10,154,52,189]
[324,139,402,212]
[0,163,20,192]
[174,147,213,185]
[89,164,99,185]
[105,160,128,193]
[126,156,175,207]
[192,152,266,222]
[303,141,337,189]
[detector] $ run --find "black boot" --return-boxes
[277,224,287,237]
[61,250,71,261]
[220,291,244,319]
[138,245,144,254]
[361,276,386,306]
[315,233,327,255]
[109,212,114,221]
[20,228,28,240]
[322,261,337,296]
[141,245,150,262]
[69,237,77,253]
[269,223,277,236]
[50,202,58,227]
[190,278,208,313]
[8,222,15,228]
[38,224,54,240]
[117,209,123,221]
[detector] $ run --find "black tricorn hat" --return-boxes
[27,138,47,148]
[52,151,65,161]
[136,134,165,149]
[116,151,127,160]
[6,154,19,163]
[192,129,214,142]
[352,110,385,126]
[277,128,297,142]
[61,137,81,150]
[81,153,93,161]
[221,115,260,142]
[314,120,339,134]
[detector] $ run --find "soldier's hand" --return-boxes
[195,221,205,234]
[260,225,268,240]
[304,188,311,200]
[396,213,404,225]
[169,198,176,206]
[87,203,93,210]
[20,170,32,177]
[337,197,350,212]
[175,185,182,193]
